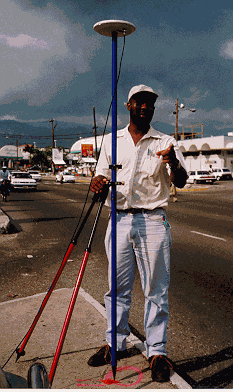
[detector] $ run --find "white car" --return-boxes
[27,170,42,181]
[211,168,232,181]
[11,171,37,190]
[56,171,75,183]
[187,170,216,184]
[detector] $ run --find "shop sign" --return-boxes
[81,144,93,158]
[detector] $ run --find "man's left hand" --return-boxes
[156,144,178,166]
[157,144,187,188]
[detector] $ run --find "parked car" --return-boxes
[187,170,216,184]
[211,168,232,181]
[55,171,75,183]
[11,171,37,190]
[27,170,42,181]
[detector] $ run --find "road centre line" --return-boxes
[191,231,227,242]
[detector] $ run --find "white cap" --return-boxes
[128,84,158,102]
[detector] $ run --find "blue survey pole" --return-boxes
[111,30,117,379]
[93,20,136,380]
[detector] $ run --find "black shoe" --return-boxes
[149,355,173,382]
[87,344,127,367]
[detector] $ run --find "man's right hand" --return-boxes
[90,175,109,193]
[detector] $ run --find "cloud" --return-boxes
[0,115,18,121]
[0,33,49,49]
[0,0,100,106]
[220,40,233,60]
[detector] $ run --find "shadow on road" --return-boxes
[126,324,233,389]
[175,346,233,388]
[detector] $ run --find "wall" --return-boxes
[178,135,233,172]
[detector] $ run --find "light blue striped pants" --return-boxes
[104,208,172,358]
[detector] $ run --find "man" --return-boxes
[170,183,178,202]
[57,170,63,184]
[0,166,11,201]
[0,166,10,181]
[88,85,187,382]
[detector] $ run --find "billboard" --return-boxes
[52,148,65,165]
[81,144,93,158]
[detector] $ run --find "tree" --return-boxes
[32,149,50,168]
[44,146,52,158]
[23,144,35,164]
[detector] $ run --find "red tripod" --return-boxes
[2,184,109,387]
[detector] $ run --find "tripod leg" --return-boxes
[49,185,109,386]
[12,193,99,363]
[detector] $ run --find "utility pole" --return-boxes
[173,99,196,141]
[175,99,179,141]
[16,139,18,167]
[93,106,98,160]
[49,119,55,148]
[171,99,196,201]
[49,119,57,174]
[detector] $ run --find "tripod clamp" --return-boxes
[109,164,124,186]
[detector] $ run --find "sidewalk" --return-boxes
[0,288,191,389]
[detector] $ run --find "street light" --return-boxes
[173,99,196,141]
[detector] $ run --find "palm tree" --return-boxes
[23,144,35,165]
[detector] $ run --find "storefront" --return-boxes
[0,145,30,168]
[178,134,233,172]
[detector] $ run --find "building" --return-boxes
[178,133,233,172]
[70,135,102,157]
[70,132,233,173]
[0,145,30,167]
[70,136,104,176]
[70,135,102,164]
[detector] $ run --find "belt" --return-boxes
[116,207,163,214]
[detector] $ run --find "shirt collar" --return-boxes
[142,126,162,140]
[120,124,162,140]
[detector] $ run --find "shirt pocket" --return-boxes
[140,155,162,177]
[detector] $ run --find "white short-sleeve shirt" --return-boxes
[96,125,186,210]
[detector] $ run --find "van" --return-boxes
[211,168,232,181]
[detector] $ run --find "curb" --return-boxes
[0,208,21,234]
[0,208,10,234]
[177,187,208,192]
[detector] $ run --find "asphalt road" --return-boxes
[1,177,233,388]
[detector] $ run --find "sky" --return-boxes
[1,0,233,148]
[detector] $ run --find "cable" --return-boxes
[99,33,126,154]
[71,32,126,239]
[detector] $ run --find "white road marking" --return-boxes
[68,199,77,202]
[191,231,227,242]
